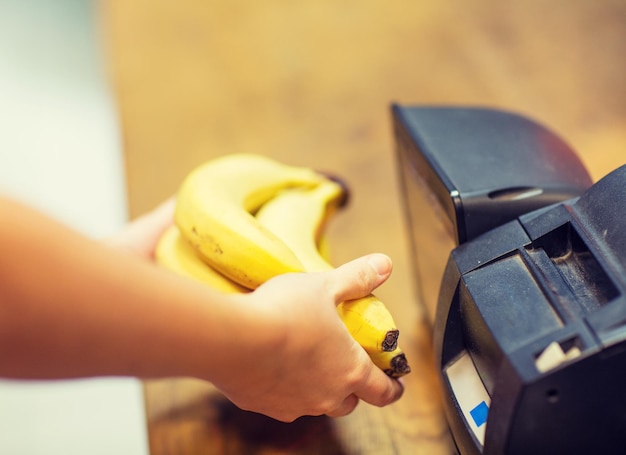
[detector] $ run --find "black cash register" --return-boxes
[394,105,626,455]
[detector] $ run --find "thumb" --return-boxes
[328,253,392,303]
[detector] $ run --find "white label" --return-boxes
[445,352,492,446]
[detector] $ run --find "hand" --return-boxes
[105,198,175,259]
[212,253,404,422]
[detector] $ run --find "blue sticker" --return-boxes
[470,401,489,427]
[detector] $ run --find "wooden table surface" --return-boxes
[100,1,626,453]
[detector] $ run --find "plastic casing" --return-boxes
[437,167,626,454]
[393,106,592,246]
[393,106,592,322]
[393,106,626,454]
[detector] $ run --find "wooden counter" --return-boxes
[100,1,626,453]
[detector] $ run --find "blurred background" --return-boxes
[1,0,625,453]
[0,0,147,454]
[105,0,626,216]
[101,1,626,453]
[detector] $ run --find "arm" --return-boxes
[0,195,243,380]
[0,196,402,421]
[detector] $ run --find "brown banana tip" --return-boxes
[384,354,411,378]
[317,171,351,208]
[391,353,411,377]
[382,329,400,352]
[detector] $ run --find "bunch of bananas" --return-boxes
[155,153,410,378]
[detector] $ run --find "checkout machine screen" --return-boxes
[397,138,492,448]
[396,125,456,324]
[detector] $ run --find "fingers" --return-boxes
[330,253,393,303]
[326,394,360,418]
[355,365,405,408]
[327,361,404,418]
[319,254,399,416]
[136,197,176,231]
[106,197,175,259]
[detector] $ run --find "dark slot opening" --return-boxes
[488,186,544,201]
[530,223,619,312]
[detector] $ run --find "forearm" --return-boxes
[0,196,260,380]
[0,196,404,421]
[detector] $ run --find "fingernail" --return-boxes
[368,254,392,279]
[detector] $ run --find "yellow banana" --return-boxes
[369,347,411,378]
[255,180,409,376]
[156,223,337,294]
[155,224,410,377]
[173,154,408,375]
[255,180,347,272]
[317,234,332,264]
[155,224,250,294]
[175,154,326,289]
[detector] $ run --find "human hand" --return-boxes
[105,198,175,260]
[211,253,404,422]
